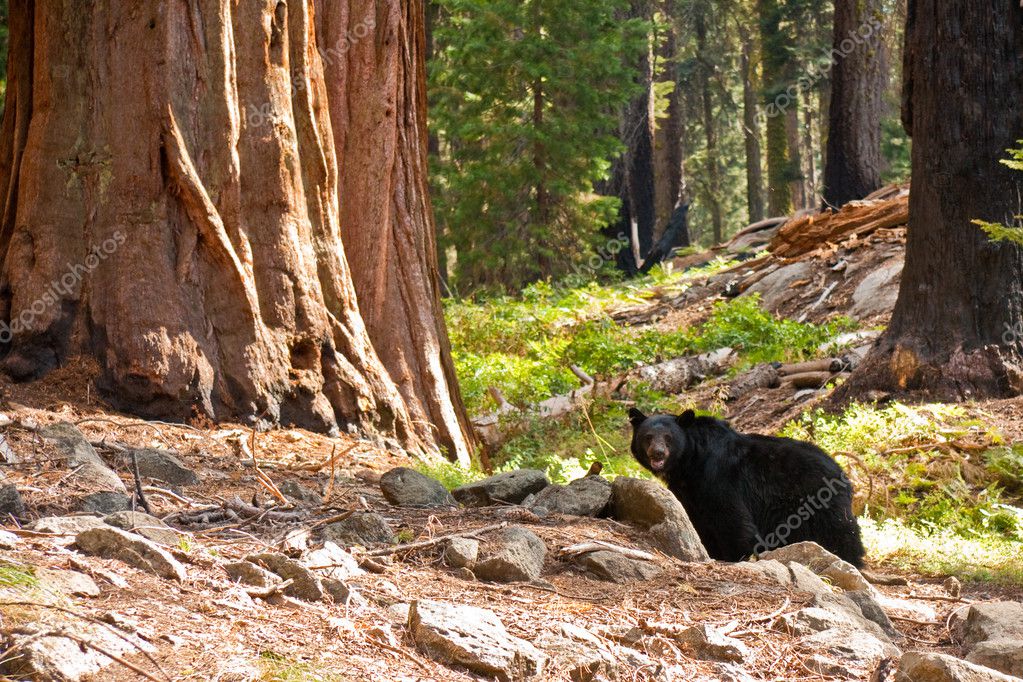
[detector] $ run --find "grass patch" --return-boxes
[0,563,38,590]
[258,651,344,682]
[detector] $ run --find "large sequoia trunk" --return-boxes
[316,1,473,463]
[839,0,1023,400]
[822,0,886,208]
[0,1,470,459]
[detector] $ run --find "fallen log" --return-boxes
[724,364,781,401]
[777,358,847,376]
[779,371,846,390]
[769,192,909,259]
[472,348,737,449]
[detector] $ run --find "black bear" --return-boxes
[628,408,865,567]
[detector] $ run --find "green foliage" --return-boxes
[0,563,37,590]
[974,143,1023,244]
[430,0,648,292]
[257,652,342,682]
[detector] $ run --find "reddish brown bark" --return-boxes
[0,1,468,458]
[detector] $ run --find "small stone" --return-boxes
[103,511,181,546]
[408,599,546,681]
[0,484,26,520]
[473,527,546,583]
[322,512,394,546]
[452,470,549,507]
[129,448,199,487]
[224,561,281,588]
[896,651,1018,682]
[245,553,323,601]
[39,422,126,493]
[611,477,709,562]
[0,529,19,549]
[677,624,751,664]
[379,467,455,507]
[27,516,109,536]
[776,607,862,637]
[278,480,323,506]
[78,492,132,515]
[75,526,186,582]
[322,578,367,608]
[444,537,480,568]
[576,550,662,583]
[302,542,366,581]
[33,568,101,598]
[528,476,611,517]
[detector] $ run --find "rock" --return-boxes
[535,622,654,682]
[39,422,126,493]
[761,541,871,592]
[75,526,186,582]
[528,476,611,517]
[27,516,109,536]
[103,511,181,546]
[0,484,26,520]
[896,651,1019,682]
[278,479,323,505]
[322,512,394,546]
[224,561,281,588]
[129,448,200,487]
[245,553,323,601]
[953,602,1023,650]
[33,568,101,598]
[967,641,1023,678]
[444,537,480,568]
[611,477,709,562]
[472,527,546,583]
[744,261,814,311]
[302,542,366,581]
[453,469,549,507]
[799,628,901,677]
[322,578,367,608]
[408,599,546,681]
[677,624,751,664]
[0,529,18,549]
[0,618,153,681]
[576,550,663,583]
[851,259,902,319]
[776,607,864,637]
[379,467,455,507]
[847,588,902,641]
[78,491,132,514]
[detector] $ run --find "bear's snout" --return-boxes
[646,445,669,472]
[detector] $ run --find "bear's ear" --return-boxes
[676,409,696,428]
[628,408,648,427]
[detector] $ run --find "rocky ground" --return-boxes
[1,398,1022,681]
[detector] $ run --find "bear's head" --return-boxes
[627,408,696,476]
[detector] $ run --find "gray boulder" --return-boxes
[380,467,455,507]
[75,526,186,582]
[611,477,709,562]
[896,651,1019,682]
[103,511,181,546]
[799,628,901,677]
[278,479,322,505]
[322,512,394,546]
[28,516,109,536]
[761,541,871,592]
[444,537,480,568]
[453,469,549,507]
[129,448,199,487]
[302,542,366,581]
[528,475,611,517]
[744,261,814,311]
[0,484,26,520]
[968,641,1023,678]
[851,259,902,319]
[224,561,281,588]
[953,602,1023,650]
[39,422,126,493]
[473,527,546,583]
[677,624,752,664]
[576,550,662,583]
[78,491,132,514]
[245,553,323,601]
[408,600,546,680]
[34,568,101,598]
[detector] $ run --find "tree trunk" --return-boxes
[758,0,793,215]
[696,13,723,244]
[822,0,886,208]
[739,23,766,224]
[785,103,806,210]
[0,0,467,458]
[653,0,689,236]
[316,0,475,463]
[839,0,1023,401]
[607,0,657,274]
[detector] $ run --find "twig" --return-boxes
[747,597,791,623]
[131,450,153,514]
[142,486,197,506]
[245,578,294,599]
[364,522,507,557]
[558,541,657,563]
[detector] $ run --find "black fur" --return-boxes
[628,408,865,567]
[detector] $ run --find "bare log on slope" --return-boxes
[472,348,737,449]
[769,191,909,259]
